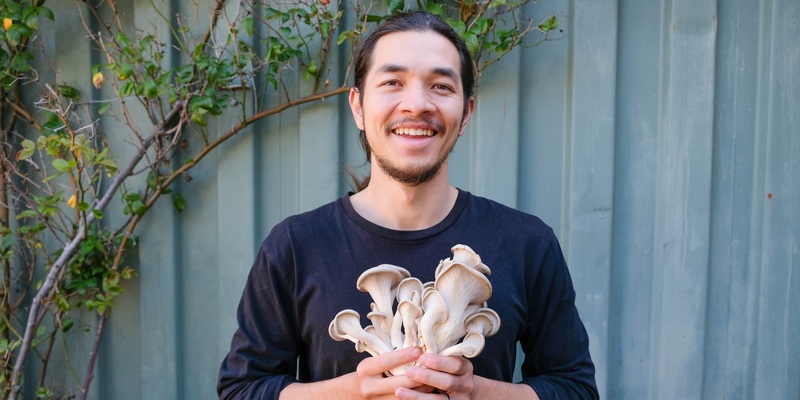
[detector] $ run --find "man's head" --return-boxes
[353,12,476,116]
[349,12,476,188]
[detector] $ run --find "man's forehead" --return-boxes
[369,30,461,75]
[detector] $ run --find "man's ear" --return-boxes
[458,96,476,136]
[348,87,365,130]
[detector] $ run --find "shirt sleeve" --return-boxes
[518,230,599,399]
[217,236,300,399]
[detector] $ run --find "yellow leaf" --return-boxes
[92,72,104,89]
[67,194,77,208]
[3,18,11,31]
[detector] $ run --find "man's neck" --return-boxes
[350,172,458,231]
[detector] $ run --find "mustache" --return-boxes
[385,117,446,134]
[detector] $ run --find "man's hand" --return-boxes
[395,353,475,399]
[279,347,431,400]
[349,347,433,399]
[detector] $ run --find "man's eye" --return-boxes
[382,80,401,86]
[433,83,454,91]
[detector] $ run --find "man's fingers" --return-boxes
[357,347,422,376]
[417,354,471,375]
[406,355,475,394]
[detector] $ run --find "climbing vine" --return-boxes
[0,0,559,398]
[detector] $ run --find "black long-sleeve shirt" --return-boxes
[218,190,597,399]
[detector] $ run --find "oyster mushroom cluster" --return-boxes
[328,244,500,376]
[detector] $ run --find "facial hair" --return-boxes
[372,118,459,187]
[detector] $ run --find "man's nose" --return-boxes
[399,83,435,115]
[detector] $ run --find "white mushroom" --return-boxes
[356,264,410,342]
[396,277,423,305]
[399,295,423,349]
[329,309,392,357]
[428,259,493,352]
[438,332,485,358]
[417,288,449,354]
[391,278,423,349]
[450,244,491,276]
[366,304,392,346]
[330,244,500,366]
[465,308,501,337]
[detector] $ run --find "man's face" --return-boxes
[349,30,475,186]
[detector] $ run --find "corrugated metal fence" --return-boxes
[33,0,798,399]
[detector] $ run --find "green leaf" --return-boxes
[16,139,35,160]
[176,64,194,84]
[465,32,480,57]
[173,192,186,212]
[119,81,135,97]
[38,7,55,21]
[264,7,281,20]
[117,62,134,80]
[243,16,254,36]
[10,52,33,72]
[98,101,111,115]
[61,317,74,332]
[15,209,37,219]
[538,15,560,32]
[99,158,117,176]
[123,192,141,202]
[425,3,444,16]
[92,209,104,220]
[57,84,80,99]
[132,200,146,216]
[143,78,159,98]
[52,158,71,172]
[26,15,39,31]
[388,0,405,13]
[336,32,348,45]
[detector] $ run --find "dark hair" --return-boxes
[350,11,476,190]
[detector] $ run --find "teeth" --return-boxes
[394,128,434,136]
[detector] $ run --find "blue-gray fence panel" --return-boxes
[27,0,798,399]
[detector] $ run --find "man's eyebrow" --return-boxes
[431,67,459,81]
[377,64,459,80]
[378,64,407,74]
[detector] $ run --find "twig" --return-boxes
[80,312,107,400]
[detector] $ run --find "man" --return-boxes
[218,11,597,400]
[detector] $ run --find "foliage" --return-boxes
[0,0,558,398]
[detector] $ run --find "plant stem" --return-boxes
[80,311,107,400]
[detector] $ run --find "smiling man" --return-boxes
[218,11,597,400]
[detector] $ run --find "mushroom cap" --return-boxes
[329,309,391,355]
[464,308,501,337]
[450,244,491,276]
[434,260,492,307]
[356,264,410,341]
[396,277,423,304]
[438,331,486,358]
[328,309,361,341]
[395,298,424,349]
[356,264,410,293]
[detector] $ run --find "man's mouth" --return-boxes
[392,128,436,137]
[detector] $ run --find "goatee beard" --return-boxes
[374,153,448,187]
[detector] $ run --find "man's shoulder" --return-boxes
[464,192,553,234]
[276,197,344,229]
